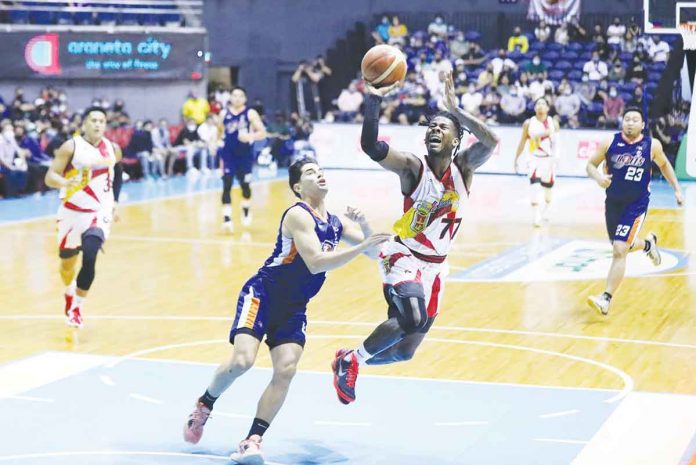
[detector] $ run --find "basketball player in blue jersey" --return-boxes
[183,157,390,464]
[220,86,267,233]
[586,107,683,315]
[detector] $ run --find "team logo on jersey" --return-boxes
[449,238,688,282]
[393,200,438,238]
[611,153,645,169]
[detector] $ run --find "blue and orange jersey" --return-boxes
[221,106,253,156]
[255,202,343,305]
[605,133,652,203]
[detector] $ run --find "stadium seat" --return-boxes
[573,61,586,70]
[563,51,579,60]
[554,61,572,70]
[9,10,30,23]
[579,51,593,61]
[530,42,546,52]
[584,42,597,51]
[29,9,54,25]
[567,42,583,51]
[621,92,633,102]
[542,51,560,61]
[568,70,583,80]
[619,82,637,93]
[546,43,564,52]
[647,72,662,82]
[548,70,565,80]
[619,52,633,61]
[465,31,481,42]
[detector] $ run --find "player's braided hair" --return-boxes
[419,111,469,155]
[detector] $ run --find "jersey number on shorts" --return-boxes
[625,167,644,182]
[615,224,630,237]
[440,217,462,239]
[104,174,112,193]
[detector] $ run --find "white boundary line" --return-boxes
[534,438,589,445]
[539,409,580,419]
[103,335,634,403]
[2,315,693,350]
[0,450,288,464]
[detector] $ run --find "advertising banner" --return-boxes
[0,31,206,80]
[309,123,614,177]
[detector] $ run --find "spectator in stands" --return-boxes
[621,30,638,53]
[508,26,529,53]
[557,77,572,96]
[453,59,468,88]
[215,86,231,108]
[554,22,570,46]
[15,123,49,193]
[372,15,390,44]
[606,17,626,46]
[628,17,642,38]
[555,86,582,127]
[196,114,219,175]
[427,14,448,39]
[602,85,625,128]
[11,88,34,122]
[152,119,178,177]
[567,18,588,41]
[422,50,452,100]
[182,90,210,125]
[266,111,292,167]
[397,72,429,124]
[608,59,626,82]
[654,115,681,165]
[0,121,29,197]
[129,120,156,179]
[449,31,469,59]
[476,63,495,91]
[491,49,517,81]
[583,51,608,81]
[628,85,645,107]
[462,42,486,71]
[480,88,500,124]
[515,73,532,99]
[529,75,554,101]
[174,119,205,175]
[460,83,483,115]
[499,86,527,124]
[535,20,551,43]
[388,16,408,46]
[627,55,647,84]
[207,91,222,115]
[648,35,670,63]
[496,73,513,97]
[525,54,547,80]
[336,81,363,122]
[292,56,332,120]
[591,23,606,46]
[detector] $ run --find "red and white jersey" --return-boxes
[392,157,468,261]
[527,115,556,157]
[60,136,117,213]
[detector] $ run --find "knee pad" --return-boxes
[387,282,427,334]
[76,232,103,290]
[221,175,233,204]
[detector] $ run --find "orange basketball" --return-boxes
[361,44,407,88]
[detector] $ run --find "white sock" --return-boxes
[222,205,232,220]
[71,295,85,311]
[351,344,372,366]
[66,281,76,296]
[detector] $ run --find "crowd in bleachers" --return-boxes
[0,84,316,198]
[0,1,186,26]
[331,14,687,139]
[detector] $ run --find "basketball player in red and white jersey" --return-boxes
[514,97,560,227]
[332,72,499,405]
[45,107,123,328]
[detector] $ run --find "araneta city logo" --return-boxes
[24,33,61,75]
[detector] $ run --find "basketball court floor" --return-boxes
[1,168,695,465]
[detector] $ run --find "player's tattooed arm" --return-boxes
[652,139,684,206]
[361,83,422,195]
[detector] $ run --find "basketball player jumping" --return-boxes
[219,87,267,232]
[586,107,683,315]
[514,97,560,227]
[331,71,499,405]
[44,107,123,328]
[183,158,390,464]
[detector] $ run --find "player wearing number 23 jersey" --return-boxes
[585,107,683,316]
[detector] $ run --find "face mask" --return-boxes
[564,89,572,95]
[609,90,617,97]
[582,75,589,82]
[533,58,540,65]
[514,32,520,37]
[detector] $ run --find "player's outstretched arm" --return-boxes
[360,83,422,195]
[45,139,78,190]
[586,137,612,189]
[340,206,381,259]
[652,139,684,206]
[283,207,391,274]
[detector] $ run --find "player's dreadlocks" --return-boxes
[419,111,470,155]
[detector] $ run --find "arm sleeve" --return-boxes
[113,162,123,202]
[360,94,389,162]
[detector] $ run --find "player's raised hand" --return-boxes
[441,71,459,112]
[345,206,367,224]
[675,190,684,206]
[365,80,401,98]
[597,173,612,189]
